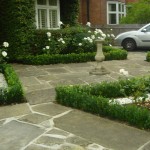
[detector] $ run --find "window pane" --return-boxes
[38,9,47,28]
[109,4,116,11]
[122,5,124,12]
[37,0,46,5]
[49,0,57,6]
[49,10,57,28]
[119,4,121,12]
[109,14,116,24]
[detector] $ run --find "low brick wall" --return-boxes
[92,24,145,36]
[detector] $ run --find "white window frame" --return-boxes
[107,1,126,25]
[35,0,60,29]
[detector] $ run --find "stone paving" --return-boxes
[0,52,150,150]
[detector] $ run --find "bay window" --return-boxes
[35,0,60,29]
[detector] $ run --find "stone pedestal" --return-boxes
[90,39,110,75]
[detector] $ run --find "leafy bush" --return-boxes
[146,51,150,62]
[15,46,127,65]
[0,64,24,105]
[56,76,150,129]
[15,53,95,65]
[103,46,127,60]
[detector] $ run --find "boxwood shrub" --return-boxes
[0,64,24,105]
[146,51,150,62]
[56,76,150,130]
[103,46,128,60]
[14,46,127,65]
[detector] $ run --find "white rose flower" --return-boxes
[58,38,63,42]
[86,22,91,27]
[62,41,65,44]
[111,34,115,38]
[59,21,63,26]
[46,46,50,49]
[102,33,106,38]
[3,42,9,48]
[107,34,110,37]
[88,30,91,33]
[48,38,51,41]
[78,43,82,46]
[2,51,7,57]
[91,35,95,40]
[47,32,51,37]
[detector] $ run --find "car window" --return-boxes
[145,25,150,32]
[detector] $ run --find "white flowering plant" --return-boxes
[71,28,108,53]
[43,32,67,55]
[0,42,9,64]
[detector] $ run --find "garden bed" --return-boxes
[0,64,24,105]
[56,76,150,130]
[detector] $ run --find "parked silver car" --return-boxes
[115,23,150,50]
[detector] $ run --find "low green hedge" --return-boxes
[146,51,150,62]
[14,47,127,65]
[15,53,95,65]
[56,76,150,130]
[0,64,24,105]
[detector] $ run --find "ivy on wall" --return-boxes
[60,0,79,26]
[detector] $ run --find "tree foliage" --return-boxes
[120,0,150,24]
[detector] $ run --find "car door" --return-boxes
[137,25,150,47]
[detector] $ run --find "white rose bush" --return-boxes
[41,22,116,56]
[0,42,9,64]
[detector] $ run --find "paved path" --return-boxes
[0,52,150,150]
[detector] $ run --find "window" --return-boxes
[35,0,60,29]
[107,1,126,25]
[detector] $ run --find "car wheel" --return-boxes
[122,39,136,51]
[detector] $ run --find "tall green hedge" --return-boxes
[5,0,36,59]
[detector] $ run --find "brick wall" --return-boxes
[79,0,138,26]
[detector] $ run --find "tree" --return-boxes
[120,0,150,24]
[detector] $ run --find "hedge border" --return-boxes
[0,64,24,105]
[55,76,150,130]
[14,49,127,65]
[146,51,150,62]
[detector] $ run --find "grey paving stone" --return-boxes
[45,67,70,74]
[19,113,51,124]
[0,103,31,120]
[25,83,53,93]
[138,141,150,150]
[58,143,85,150]
[0,120,44,150]
[25,88,55,105]
[35,135,65,146]
[19,77,41,86]
[17,69,48,77]
[25,144,50,150]
[66,135,92,147]
[32,103,71,116]
[54,110,150,150]
[49,78,85,86]
[47,128,70,136]
[36,74,58,82]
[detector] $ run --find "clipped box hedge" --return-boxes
[14,46,127,65]
[146,51,150,62]
[56,76,150,130]
[0,64,24,105]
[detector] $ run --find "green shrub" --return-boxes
[103,46,127,60]
[0,64,24,105]
[15,53,95,65]
[56,76,150,129]
[146,51,150,62]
